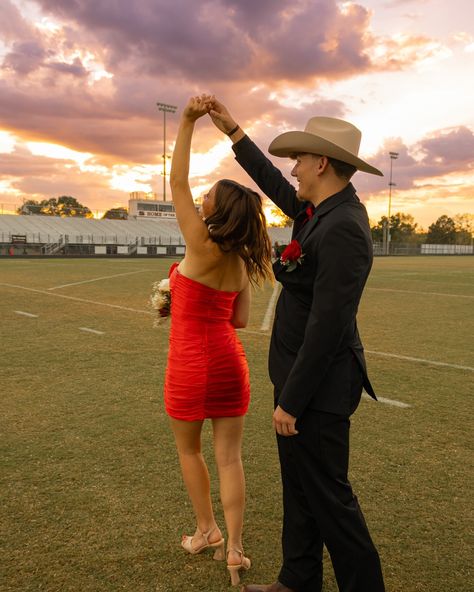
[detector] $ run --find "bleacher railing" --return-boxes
[1,232,185,246]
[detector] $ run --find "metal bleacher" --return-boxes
[0,215,183,246]
[0,214,292,253]
[266,226,293,245]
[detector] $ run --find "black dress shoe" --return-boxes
[241,582,294,592]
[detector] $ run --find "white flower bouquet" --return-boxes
[149,278,171,326]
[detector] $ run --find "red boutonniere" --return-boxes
[279,239,304,272]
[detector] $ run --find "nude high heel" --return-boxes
[226,548,251,586]
[181,527,225,560]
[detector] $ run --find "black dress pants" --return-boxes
[274,378,385,591]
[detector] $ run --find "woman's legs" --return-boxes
[212,416,246,565]
[170,418,222,548]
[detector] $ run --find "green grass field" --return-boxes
[1,256,473,592]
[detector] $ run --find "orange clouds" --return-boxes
[0,0,472,225]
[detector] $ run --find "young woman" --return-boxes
[164,95,273,586]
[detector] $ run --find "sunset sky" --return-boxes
[0,0,473,228]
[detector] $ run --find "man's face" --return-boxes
[290,153,322,202]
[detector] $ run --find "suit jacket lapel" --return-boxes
[291,204,312,239]
[295,210,319,245]
[298,183,358,248]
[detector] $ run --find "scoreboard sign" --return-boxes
[11,235,27,244]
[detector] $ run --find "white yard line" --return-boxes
[367,287,473,299]
[1,282,152,315]
[366,350,473,372]
[378,273,473,287]
[381,270,472,276]
[362,394,411,408]
[260,283,281,332]
[48,269,150,290]
[4,282,473,374]
[244,288,474,373]
[14,310,39,318]
[79,327,105,335]
[240,328,270,336]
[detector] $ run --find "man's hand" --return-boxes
[273,405,299,437]
[206,95,238,135]
[183,94,212,122]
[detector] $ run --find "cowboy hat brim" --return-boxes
[268,131,383,176]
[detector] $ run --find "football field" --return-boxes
[1,255,473,591]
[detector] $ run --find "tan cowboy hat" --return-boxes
[268,116,383,176]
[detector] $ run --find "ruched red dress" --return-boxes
[164,268,250,421]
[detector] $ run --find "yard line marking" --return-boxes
[260,283,281,332]
[3,282,473,374]
[240,328,271,336]
[362,394,411,408]
[366,350,474,372]
[239,333,473,372]
[367,287,474,299]
[79,327,105,335]
[0,283,152,315]
[14,310,39,318]
[379,273,473,287]
[48,269,151,290]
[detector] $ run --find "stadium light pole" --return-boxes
[156,102,177,202]
[385,151,399,255]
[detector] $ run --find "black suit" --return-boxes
[233,136,385,592]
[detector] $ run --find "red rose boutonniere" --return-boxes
[279,239,304,272]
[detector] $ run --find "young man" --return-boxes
[208,99,386,592]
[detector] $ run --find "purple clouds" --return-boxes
[419,126,474,168]
[30,0,375,82]
[0,0,472,218]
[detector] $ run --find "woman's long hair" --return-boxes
[204,179,273,287]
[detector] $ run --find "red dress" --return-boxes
[164,268,250,421]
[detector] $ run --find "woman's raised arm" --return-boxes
[170,96,212,250]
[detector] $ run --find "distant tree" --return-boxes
[18,196,93,217]
[426,215,457,244]
[102,207,128,220]
[453,213,474,244]
[53,196,93,218]
[370,217,385,243]
[389,213,419,243]
[267,205,293,227]
[371,212,419,243]
[18,200,42,215]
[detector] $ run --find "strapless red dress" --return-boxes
[164,268,250,421]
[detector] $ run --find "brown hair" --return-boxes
[327,157,357,180]
[204,179,273,287]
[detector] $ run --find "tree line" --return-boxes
[18,197,128,220]
[269,206,472,244]
[370,213,473,245]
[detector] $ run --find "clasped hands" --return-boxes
[183,94,237,135]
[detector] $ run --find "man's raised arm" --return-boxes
[207,97,301,219]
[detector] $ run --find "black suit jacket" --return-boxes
[233,135,377,417]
